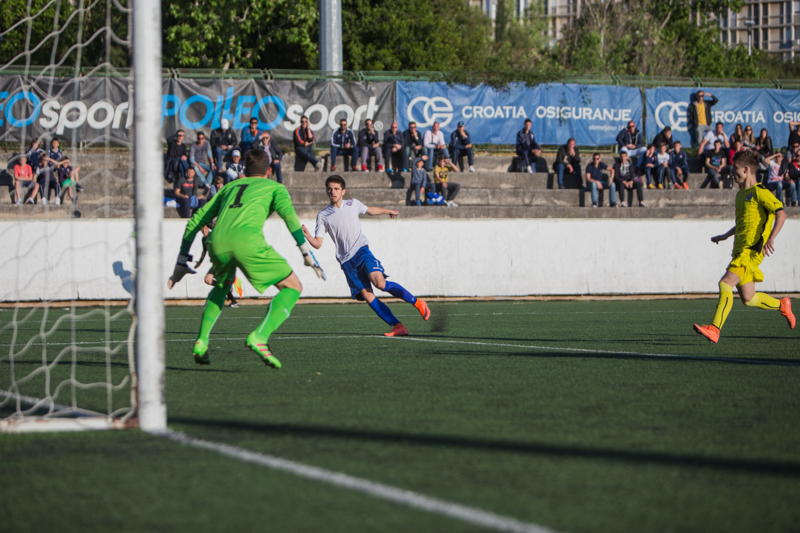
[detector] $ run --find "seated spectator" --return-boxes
[652,126,675,151]
[450,121,475,172]
[654,143,674,189]
[225,150,245,182]
[358,119,383,171]
[786,151,800,206]
[670,141,690,189]
[56,155,80,204]
[383,122,404,172]
[553,138,581,189]
[260,132,284,183]
[585,153,616,208]
[241,117,262,156]
[729,123,746,147]
[210,118,237,169]
[208,174,226,200]
[616,121,645,158]
[433,154,461,207]
[48,137,63,165]
[516,119,541,174]
[755,128,773,157]
[741,125,756,149]
[408,155,433,206]
[613,151,645,207]
[701,140,725,188]
[13,155,39,204]
[423,121,449,171]
[164,130,189,183]
[174,167,208,218]
[787,121,800,150]
[36,155,60,205]
[189,131,216,186]
[330,118,358,172]
[727,139,746,166]
[698,122,729,154]
[637,144,656,188]
[402,121,424,172]
[25,138,44,170]
[764,152,797,206]
[293,115,323,171]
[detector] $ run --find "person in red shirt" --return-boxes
[14,155,40,204]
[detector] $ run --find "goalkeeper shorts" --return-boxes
[727,250,765,286]
[209,244,293,294]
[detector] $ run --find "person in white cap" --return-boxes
[211,118,238,170]
[225,149,246,182]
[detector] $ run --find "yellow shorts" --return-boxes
[727,250,764,286]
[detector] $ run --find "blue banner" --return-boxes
[397,81,643,146]
[645,87,800,147]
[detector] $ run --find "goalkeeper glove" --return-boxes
[299,242,326,281]
[167,253,196,289]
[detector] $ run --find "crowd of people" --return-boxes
[11,136,82,206]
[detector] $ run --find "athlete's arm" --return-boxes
[271,185,306,247]
[366,206,398,218]
[763,209,786,256]
[302,225,323,249]
[179,189,224,256]
[711,226,736,243]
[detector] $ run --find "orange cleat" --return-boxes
[693,324,720,344]
[780,298,796,329]
[414,298,431,321]
[683,182,690,190]
[384,323,409,337]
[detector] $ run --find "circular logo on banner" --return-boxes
[654,100,689,132]
[406,96,454,128]
[374,120,384,131]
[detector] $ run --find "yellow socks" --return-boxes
[744,292,781,310]
[712,282,734,329]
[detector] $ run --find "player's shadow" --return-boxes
[170,417,800,478]
[69,360,243,373]
[112,261,133,295]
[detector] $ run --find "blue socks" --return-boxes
[384,281,416,304]
[368,298,399,326]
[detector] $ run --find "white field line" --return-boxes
[154,428,560,533]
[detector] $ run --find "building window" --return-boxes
[763,28,769,48]
[763,3,769,25]
[732,30,738,43]
[780,1,785,25]
[732,12,738,27]
[722,31,728,43]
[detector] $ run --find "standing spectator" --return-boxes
[613,151,645,207]
[652,126,675,151]
[56,155,80,204]
[165,130,189,183]
[698,122,729,154]
[450,121,475,172]
[13,155,39,204]
[585,153,616,208]
[422,121,449,171]
[787,121,800,149]
[174,167,208,218]
[260,132,284,183]
[655,143,674,189]
[293,115,323,171]
[225,150,246,182]
[383,122,404,173]
[189,131,216,186]
[553,138,581,189]
[670,141,690,189]
[742,125,756,149]
[210,118,237,169]
[433,154,461,207]
[516,118,541,174]
[637,144,656,188]
[240,118,262,156]
[701,140,726,188]
[688,90,718,148]
[616,121,645,158]
[408,155,433,206]
[357,119,384,171]
[25,138,44,170]
[764,152,797,205]
[402,122,424,172]
[330,118,358,172]
[36,155,60,205]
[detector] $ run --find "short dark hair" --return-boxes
[245,149,271,177]
[733,150,759,173]
[524,119,532,124]
[340,118,347,123]
[186,166,195,174]
[567,137,575,144]
[409,121,416,127]
[326,175,346,189]
[197,131,205,138]
[714,139,722,145]
[674,140,681,145]
[716,121,724,128]
[592,152,601,158]
[662,126,671,132]
[51,137,60,144]
[250,117,258,123]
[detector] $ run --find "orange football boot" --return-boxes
[414,298,431,321]
[693,324,720,344]
[384,323,409,337]
[780,298,796,329]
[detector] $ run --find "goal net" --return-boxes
[0,0,165,432]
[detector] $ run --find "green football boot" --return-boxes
[193,339,210,365]
[245,332,281,369]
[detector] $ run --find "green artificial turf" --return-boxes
[1,299,799,533]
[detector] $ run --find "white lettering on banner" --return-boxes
[87,101,115,129]
[38,99,131,133]
[712,110,766,124]
[282,97,379,131]
[534,106,632,123]
[773,110,800,123]
[406,96,454,128]
[56,101,87,134]
[460,105,526,120]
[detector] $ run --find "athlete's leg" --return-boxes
[369,271,430,321]
[694,270,739,343]
[252,272,302,341]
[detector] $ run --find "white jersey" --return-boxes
[315,198,369,264]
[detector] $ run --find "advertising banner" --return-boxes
[645,86,800,147]
[397,81,643,146]
[0,77,395,146]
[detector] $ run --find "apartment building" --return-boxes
[469,0,581,41]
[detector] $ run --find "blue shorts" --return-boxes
[341,246,387,298]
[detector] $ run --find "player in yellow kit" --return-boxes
[694,150,795,343]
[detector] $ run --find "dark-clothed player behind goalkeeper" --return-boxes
[168,150,325,368]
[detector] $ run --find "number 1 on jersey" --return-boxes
[229,184,249,209]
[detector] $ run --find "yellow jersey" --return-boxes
[731,183,783,258]
[696,101,707,126]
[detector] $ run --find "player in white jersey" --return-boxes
[302,175,430,336]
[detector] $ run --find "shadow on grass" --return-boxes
[169,416,800,478]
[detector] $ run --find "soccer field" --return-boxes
[2,299,799,533]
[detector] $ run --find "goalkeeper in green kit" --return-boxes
[168,150,325,368]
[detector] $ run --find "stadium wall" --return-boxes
[3,218,799,302]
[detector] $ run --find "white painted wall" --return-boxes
[2,218,799,302]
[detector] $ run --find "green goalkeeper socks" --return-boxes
[197,285,228,344]
[254,288,301,341]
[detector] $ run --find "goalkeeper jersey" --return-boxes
[731,183,783,258]
[180,177,305,255]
